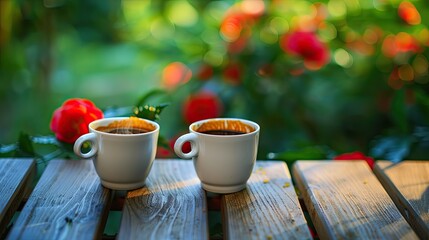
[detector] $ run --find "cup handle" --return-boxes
[174,133,198,159]
[73,132,98,159]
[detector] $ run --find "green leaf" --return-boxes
[17,132,36,157]
[133,89,170,121]
[391,90,409,134]
[157,135,170,149]
[136,89,167,107]
[415,88,429,122]
[133,103,169,121]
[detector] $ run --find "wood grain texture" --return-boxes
[0,159,36,238]
[293,160,418,240]
[117,159,208,240]
[374,160,429,239]
[7,159,112,240]
[223,161,312,240]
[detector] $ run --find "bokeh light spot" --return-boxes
[260,25,278,44]
[328,0,347,18]
[398,1,421,25]
[162,62,192,90]
[204,50,224,67]
[270,17,289,35]
[334,48,353,68]
[151,17,175,40]
[241,0,265,16]
[398,64,414,81]
[220,15,243,42]
[363,28,379,45]
[318,22,337,41]
[413,54,428,75]
[166,1,198,27]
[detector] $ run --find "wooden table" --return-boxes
[0,158,428,240]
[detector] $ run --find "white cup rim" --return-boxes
[189,118,260,137]
[88,117,160,137]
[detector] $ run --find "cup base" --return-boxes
[201,182,247,194]
[101,180,146,190]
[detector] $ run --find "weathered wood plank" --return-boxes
[117,159,208,240]
[223,161,312,240]
[374,160,429,239]
[0,158,36,238]
[7,159,112,240]
[293,160,418,240]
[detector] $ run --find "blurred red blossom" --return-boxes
[382,32,421,58]
[398,1,421,25]
[169,135,191,154]
[220,0,264,53]
[280,31,330,70]
[388,67,403,90]
[156,147,173,158]
[162,62,192,90]
[50,98,103,143]
[220,11,247,42]
[197,64,214,81]
[346,39,375,56]
[156,134,192,158]
[333,151,375,169]
[257,63,274,77]
[227,33,250,54]
[182,91,223,124]
[223,62,243,85]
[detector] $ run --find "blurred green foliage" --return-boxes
[0,0,428,162]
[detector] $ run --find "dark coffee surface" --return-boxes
[199,130,245,135]
[97,127,148,134]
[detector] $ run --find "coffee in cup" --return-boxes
[73,117,159,190]
[174,118,259,194]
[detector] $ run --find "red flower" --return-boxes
[398,1,421,25]
[50,98,103,143]
[333,151,375,169]
[156,146,173,158]
[169,135,191,154]
[196,64,214,81]
[182,91,223,124]
[223,62,242,85]
[280,31,330,70]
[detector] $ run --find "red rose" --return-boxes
[333,151,375,169]
[50,98,104,143]
[280,31,330,70]
[182,91,223,124]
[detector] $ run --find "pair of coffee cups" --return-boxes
[74,117,260,194]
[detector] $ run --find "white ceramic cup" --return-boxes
[174,118,260,194]
[73,117,159,190]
